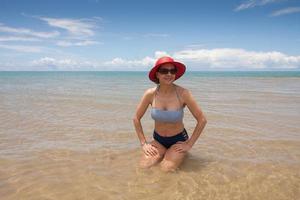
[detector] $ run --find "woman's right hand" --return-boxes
[142,142,158,157]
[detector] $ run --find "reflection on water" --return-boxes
[0,72,300,199]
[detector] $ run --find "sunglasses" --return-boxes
[157,68,177,75]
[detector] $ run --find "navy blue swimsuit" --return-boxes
[153,129,189,149]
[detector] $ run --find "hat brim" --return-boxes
[148,61,186,83]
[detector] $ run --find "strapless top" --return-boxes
[151,107,184,123]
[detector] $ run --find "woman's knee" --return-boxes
[139,153,163,168]
[160,148,187,172]
[160,160,178,172]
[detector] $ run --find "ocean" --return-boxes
[0,71,299,199]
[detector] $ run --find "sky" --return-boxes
[0,0,299,71]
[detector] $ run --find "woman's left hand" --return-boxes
[173,141,192,153]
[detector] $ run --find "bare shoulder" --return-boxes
[175,85,191,98]
[142,87,157,102]
[175,85,193,104]
[144,87,156,96]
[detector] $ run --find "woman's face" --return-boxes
[156,63,177,85]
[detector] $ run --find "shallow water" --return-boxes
[0,72,299,199]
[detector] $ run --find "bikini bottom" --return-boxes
[153,128,189,149]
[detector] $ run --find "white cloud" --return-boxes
[0,56,91,71]
[270,7,300,16]
[235,0,282,11]
[0,36,41,42]
[0,23,59,38]
[102,56,155,70]
[40,17,98,36]
[0,44,42,53]
[31,57,95,70]
[56,40,100,47]
[2,48,299,71]
[173,48,300,69]
[101,49,300,70]
[32,57,78,67]
[0,16,102,53]
[32,57,56,65]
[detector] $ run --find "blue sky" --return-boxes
[0,0,299,71]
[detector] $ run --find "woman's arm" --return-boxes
[183,89,207,148]
[133,88,153,146]
[133,88,159,156]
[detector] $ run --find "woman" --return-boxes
[133,56,207,172]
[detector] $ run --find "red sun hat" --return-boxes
[149,56,186,83]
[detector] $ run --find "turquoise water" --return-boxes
[0,71,300,78]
